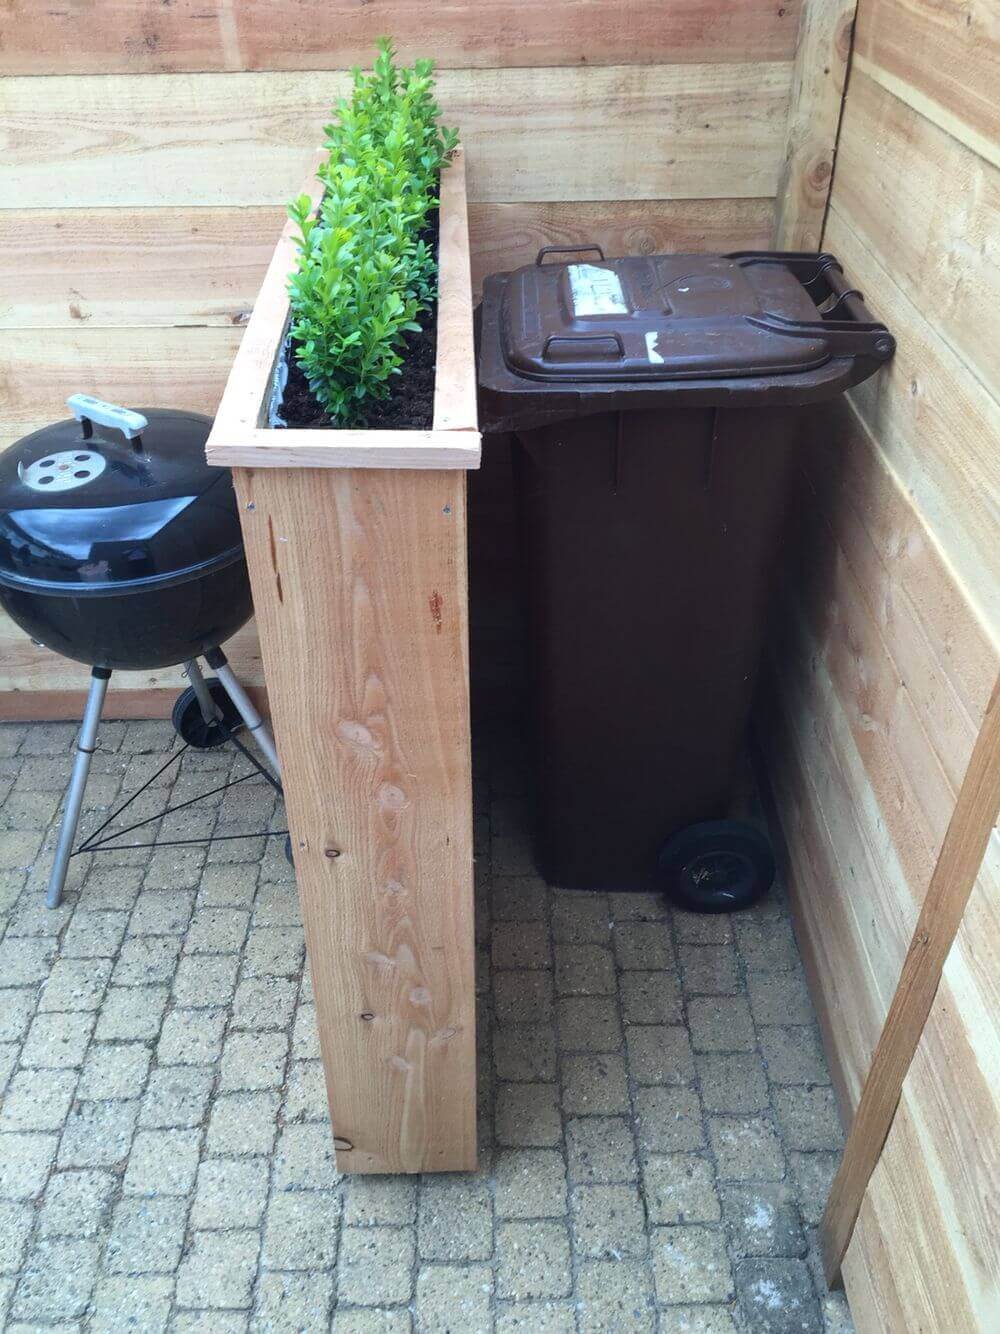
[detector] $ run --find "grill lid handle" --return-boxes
[67,395,148,445]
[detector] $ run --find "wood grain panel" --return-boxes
[853,0,999,165]
[232,464,476,1173]
[833,70,1000,395]
[467,198,774,292]
[0,1,802,75]
[0,207,282,329]
[824,205,1000,638]
[0,65,792,209]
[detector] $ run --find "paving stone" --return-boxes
[172,954,241,1007]
[644,1154,721,1225]
[673,913,732,946]
[183,907,251,954]
[127,890,194,937]
[343,1175,416,1227]
[415,1261,492,1332]
[206,1091,280,1157]
[636,1086,705,1153]
[157,1007,227,1065]
[418,1175,493,1260]
[495,1301,577,1333]
[331,1309,410,1333]
[492,920,551,969]
[553,942,616,996]
[175,1228,260,1310]
[0,1068,78,1131]
[620,970,683,1025]
[220,1030,288,1091]
[273,1121,340,1191]
[570,1182,647,1258]
[610,891,670,921]
[614,920,674,970]
[140,1066,214,1129]
[496,1219,572,1300]
[491,875,547,922]
[112,935,182,987]
[251,1270,335,1332]
[19,1010,94,1069]
[337,1225,415,1305]
[494,1024,557,1081]
[231,975,297,1030]
[652,1225,734,1304]
[190,1157,269,1230]
[7,890,75,938]
[79,864,144,912]
[721,1183,805,1259]
[58,1099,138,1169]
[494,1148,567,1219]
[261,1190,342,1269]
[496,1082,562,1147]
[687,998,757,1053]
[61,910,129,958]
[124,1128,201,1195]
[566,1116,637,1184]
[821,1290,854,1333]
[697,1054,771,1114]
[89,1275,174,1333]
[0,828,45,870]
[550,893,610,944]
[678,944,740,996]
[0,1132,58,1198]
[708,1117,785,1182]
[759,1027,829,1086]
[10,1237,99,1321]
[284,1058,328,1123]
[94,985,169,1041]
[37,1169,115,1239]
[198,864,259,910]
[734,919,801,973]
[76,1042,151,1101]
[561,1052,629,1115]
[734,1258,821,1333]
[144,846,206,892]
[241,925,304,976]
[0,1201,33,1273]
[172,1310,251,1333]
[772,1087,842,1151]
[38,958,112,1013]
[627,1025,696,1085]
[494,970,554,1024]
[557,995,622,1052]
[0,937,57,984]
[747,971,814,1027]
[788,1152,839,1227]
[250,880,300,924]
[575,1258,656,1334]
[104,1195,190,1275]
[657,1305,738,1332]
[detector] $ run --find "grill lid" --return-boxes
[0,398,244,596]
[501,252,832,381]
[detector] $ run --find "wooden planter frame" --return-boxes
[206,148,480,1174]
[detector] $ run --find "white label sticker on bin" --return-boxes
[567,264,628,316]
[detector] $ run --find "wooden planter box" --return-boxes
[206,149,480,1174]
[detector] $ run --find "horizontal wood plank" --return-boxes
[832,70,1000,396]
[853,0,998,167]
[824,204,1000,640]
[0,0,802,74]
[0,65,792,208]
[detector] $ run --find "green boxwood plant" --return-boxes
[286,40,458,427]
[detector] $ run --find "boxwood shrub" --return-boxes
[286,40,458,426]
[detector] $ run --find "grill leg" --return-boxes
[46,668,110,909]
[204,647,281,778]
[184,659,221,725]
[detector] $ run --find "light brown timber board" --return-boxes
[832,69,1000,399]
[431,148,477,435]
[0,685,269,723]
[821,676,1000,1281]
[232,464,476,1173]
[0,65,793,209]
[853,0,999,166]
[772,0,856,250]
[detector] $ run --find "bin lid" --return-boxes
[501,254,833,381]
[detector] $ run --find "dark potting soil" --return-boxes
[280,206,439,431]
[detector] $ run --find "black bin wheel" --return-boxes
[172,678,243,749]
[657,819,775,914]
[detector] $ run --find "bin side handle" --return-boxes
[536,244,606,265]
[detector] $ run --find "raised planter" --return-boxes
[206,148,479,1174]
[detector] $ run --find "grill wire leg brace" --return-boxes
[46,667,110,909]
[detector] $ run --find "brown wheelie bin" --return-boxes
[478,247,894,909]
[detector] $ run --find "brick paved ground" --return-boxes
[0,714,853,1332]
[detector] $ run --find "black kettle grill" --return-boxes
[0,396,283,907]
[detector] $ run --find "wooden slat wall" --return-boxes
[759,0,1000,1325]
[0,1,795,714]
